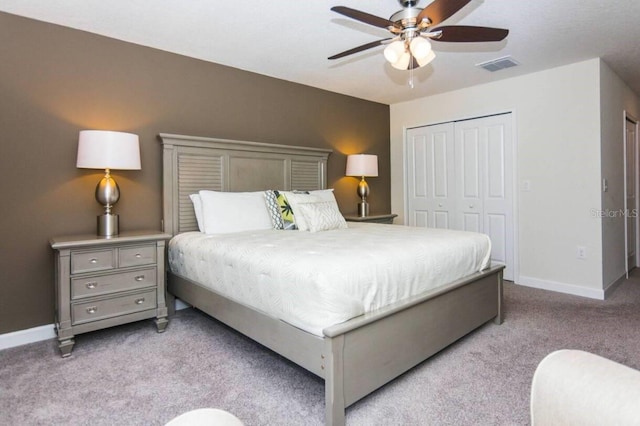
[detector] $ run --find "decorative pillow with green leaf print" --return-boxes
[274,190,298,230]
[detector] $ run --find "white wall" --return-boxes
[390,59,604,296]
[599,60,640,292]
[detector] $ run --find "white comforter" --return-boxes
[168,223,491,336]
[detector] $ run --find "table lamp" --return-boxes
[346,154,378,217]
[76,130,141,236]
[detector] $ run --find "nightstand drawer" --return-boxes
[71,268,157,299]
[71,249,115,274]
[72,289,157,325]
[119,244,156,268]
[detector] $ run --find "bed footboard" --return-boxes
[322,265,504,425]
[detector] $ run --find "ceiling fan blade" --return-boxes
[328,38,392,60]
[331,6,400,29]
[431,26,509,42]
[417,0,472,27]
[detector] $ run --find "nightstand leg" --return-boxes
[155,317,169,333]
[58,338,75,357]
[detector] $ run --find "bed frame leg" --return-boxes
[494,270,504,325]
[325,335,346,426]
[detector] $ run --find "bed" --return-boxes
[160,133,504,426]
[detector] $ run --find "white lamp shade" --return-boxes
[77,130,141,170]
[383,40,406,64]
[417,50,436,67]
[346,154,378,177]
[391,51,411,70]
[410,37,432,60]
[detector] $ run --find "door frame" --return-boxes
[623,111,639,274]
[403,110,520,283]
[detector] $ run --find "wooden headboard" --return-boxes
[159,133,332,236]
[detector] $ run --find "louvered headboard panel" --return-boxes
[160,133,332,235]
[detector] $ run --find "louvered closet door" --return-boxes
[406,123,455,228]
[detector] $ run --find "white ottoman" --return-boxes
[531,349,640,425]
[165,408,244,426]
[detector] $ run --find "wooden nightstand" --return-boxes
[50,230,171,357]
[344,213,398,224]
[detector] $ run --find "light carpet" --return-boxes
[1,276,639,425]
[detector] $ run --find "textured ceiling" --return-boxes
[2,0,640,105]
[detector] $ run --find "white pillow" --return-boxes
[198,190,273,234]
[189,194,204,232]
[296,200,348,232]
[309,189,337,201]
[281,189,337,231]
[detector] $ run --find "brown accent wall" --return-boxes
[0,12,390,334]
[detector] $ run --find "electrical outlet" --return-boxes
[577,246,587,259]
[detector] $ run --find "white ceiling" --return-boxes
[2,0,640,105]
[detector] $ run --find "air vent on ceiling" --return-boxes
[476,56,520,72]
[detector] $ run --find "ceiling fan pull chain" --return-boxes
[408,65,415,88]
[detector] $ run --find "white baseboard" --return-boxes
[1,301,192,352]
[517,276,605,300]
[0,324,56,351]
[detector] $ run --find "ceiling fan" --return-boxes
[328,0,509,71]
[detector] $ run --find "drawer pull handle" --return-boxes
[135,298,145,305]
[86,306,97,314]
[134,275,145,282]
[135,253,142,258]
[85,281,98,289]
[89,258,98,264]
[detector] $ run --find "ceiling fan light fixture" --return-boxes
[328,1,510,79]
[409,36,432,60]
[391,51,411,70]
[383,40,406,64]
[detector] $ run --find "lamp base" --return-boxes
[357,202,369,217]
[98,214,119,237]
